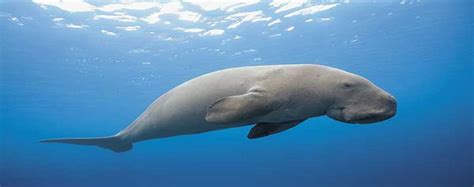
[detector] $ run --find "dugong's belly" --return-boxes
[121,67,266,142]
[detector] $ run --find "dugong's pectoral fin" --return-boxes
[206,89,279,124]
[247,120,305,139]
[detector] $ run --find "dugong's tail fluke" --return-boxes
[39,135,133,152]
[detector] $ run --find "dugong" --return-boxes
[41,64,397,152]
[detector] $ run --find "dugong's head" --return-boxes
[324,68,397,124]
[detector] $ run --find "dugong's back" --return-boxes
[120,65,281,142]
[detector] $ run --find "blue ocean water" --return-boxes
[0,0,472,186]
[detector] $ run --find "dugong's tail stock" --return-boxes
[39,135,132,152]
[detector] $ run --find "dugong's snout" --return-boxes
[386,95,397,117]
[381,94,397,118]
[326,90,397,125]
[348,94,397,124]
[344,93,397,124]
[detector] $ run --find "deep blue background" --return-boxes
[1,1,472,187]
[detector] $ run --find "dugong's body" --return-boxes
[41,64,397,152]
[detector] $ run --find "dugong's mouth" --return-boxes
[347,107,397,124]
[348,114,388,124]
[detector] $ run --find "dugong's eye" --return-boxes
[343,82,353,88]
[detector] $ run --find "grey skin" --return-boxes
[41,64,397,152]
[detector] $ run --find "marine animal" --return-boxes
[41,64,397,152]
